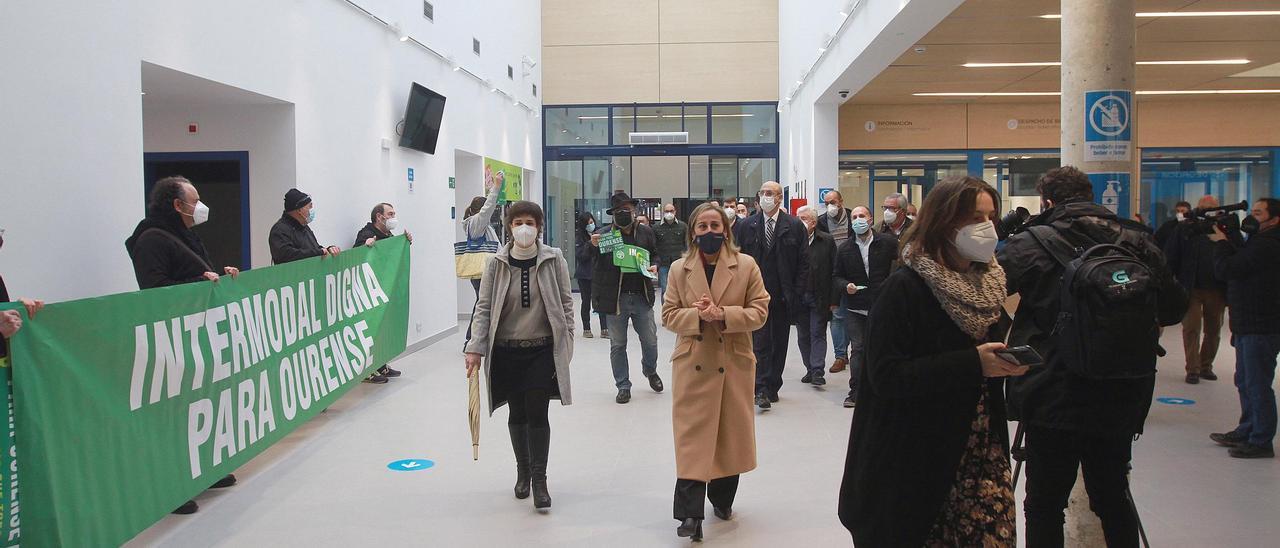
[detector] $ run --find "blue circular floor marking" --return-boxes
[388,458,435,471]
[1156,397,1196,406]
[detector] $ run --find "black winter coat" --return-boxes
[832,230,899,312]
[998,201,1188,436]
[124,218,215,289]
[652,219,688,266]
[1164,223,1226,291]
[804,230,837,320]
[574,231,596,280]
[1214,228,1280,335]
[590,223,657,314]
[270,214,324,265]
[839,266,1009,547]
[733,211,810,321]
[353,222,391,248]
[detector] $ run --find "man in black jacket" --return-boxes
[831,206,899,408]
[817,190,854,374]
[123,176,241,515]
[590,192,663,404]
[999,166,1188,547]
[1154,200,1192,249]
[270,188,341,265]
[795,206,835,386]
[735,181,810,408]
[1164,195,1229,384]
[353,202,414,383]
[652,202,687,302]
[1208,197,1280,459]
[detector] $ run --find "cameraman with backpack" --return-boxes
[998,166,1187,547]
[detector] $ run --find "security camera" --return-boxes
[838,89,851,99]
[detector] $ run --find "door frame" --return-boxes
[143,151,251,269]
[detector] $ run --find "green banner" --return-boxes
[0,353,16,547]
[484,157,524,204]
[8,237,411,546]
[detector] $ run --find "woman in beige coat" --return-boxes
[661,202,771,541]
[465,201,575,511]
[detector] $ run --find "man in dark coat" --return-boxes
[816,190,854,374]
[794,205,835,386]
[352,202,414,383]
[652,202,688,302]
[1164,195,1229,384]
[734,181,810,408]
[832,206,899,408]
[999,166,1187,546]
[1154,200,1192,249]
[269,188,340,265]
[123,176,241,515]
[590,192,663,404]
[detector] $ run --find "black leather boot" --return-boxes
[677,518,703,541]
[508,424,531,499]
[528,425,552,509]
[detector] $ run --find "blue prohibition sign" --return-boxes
[1156,397,1196,406]
[388,458,435,471]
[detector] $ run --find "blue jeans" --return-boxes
[607,293,659,390]
[1232,333,1280,449]
[830,305,849,360]
[658,265,671,297]
[845,311,868,398]
[794,295,828,376]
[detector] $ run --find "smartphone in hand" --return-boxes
[996,345,1044,367]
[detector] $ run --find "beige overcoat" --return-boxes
[661,248,770,482]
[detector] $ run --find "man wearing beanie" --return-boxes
[270,188,341,265]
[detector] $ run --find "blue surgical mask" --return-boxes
[586,222,596,232]
[852,218,870,235]
[308,209,317,223]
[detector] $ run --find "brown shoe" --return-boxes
[829,358,847,373]
[1201,371,1218,381]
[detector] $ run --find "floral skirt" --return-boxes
[925,393,1017,547]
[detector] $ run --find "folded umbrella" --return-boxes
[468,371,481,460]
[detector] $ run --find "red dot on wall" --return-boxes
[188,123,198,134]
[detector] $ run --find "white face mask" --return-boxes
[954,221,998,263]
[724,207,736,218]
[826,204,840,218]
[663,212,675,223]
[384,217,400,232]
[183,200,210,226]
[513,224,538,247]
[883,208,899,225]
[1175,212,1186,222]
[760,195,778,212]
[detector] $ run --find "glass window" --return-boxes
[610,156,631,195]
[838,168,871,210]
[584,157,611,201]
[689,155,710,199]
[1140,149,1272,226]
[710,156,738,201]
[711,104,777,144]
[545,107,608,146]
[546,160,582,275]
[611,107,634,145]
[739,157,775,200]
[637,105,682,134]
[683,105,708,144]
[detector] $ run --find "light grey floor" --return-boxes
[127,297,1280,547]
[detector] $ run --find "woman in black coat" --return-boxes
[574,212,608,338]
[839,176,1027,547]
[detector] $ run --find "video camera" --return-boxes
[1186,201,1249,235]
[996,206,1032,241]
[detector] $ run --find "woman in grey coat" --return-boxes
[465,201,575,510]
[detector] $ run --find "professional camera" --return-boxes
[1187,200,1248,235]
[996,206,1032,241]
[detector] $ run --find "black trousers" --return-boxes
[1023,426,1139,548]
[576,278,607,331]
[753,299,792,396]
[673,475,740,520]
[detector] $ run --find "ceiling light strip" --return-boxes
[913,89,1280,97]
[963,59,1249,68]
[1040,11,1280,19]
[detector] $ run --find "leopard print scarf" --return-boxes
[902,244,1006,341]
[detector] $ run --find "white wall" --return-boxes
[0,0,543,348]
[778,0,962,200]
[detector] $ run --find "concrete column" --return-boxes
[1058,1,1135,545]
[1061,0,1136,216]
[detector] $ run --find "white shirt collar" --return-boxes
[765,208,781,223]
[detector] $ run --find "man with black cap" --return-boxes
[354,202,414,382]
[124,175,240,515]
[590,192,663,404]
[270,188,341,265]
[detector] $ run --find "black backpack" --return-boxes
[1027,225,1161,380]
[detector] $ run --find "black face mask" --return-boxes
[1242,215,1262,235]
[696,232,725,255]
[614,210,634,228]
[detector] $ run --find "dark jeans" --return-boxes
[576,278,608,332]
[1023,426,1138,548]
[673,475,740,520]
[607,292,658,390]
[754,299,793,396]
[845,311,868,399]
[794,295,828,376]
[1232,333,1280,448]
[463,278,482,349]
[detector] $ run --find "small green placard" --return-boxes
[613,245,653,278]
[598,229,624,254]
[448,176,455,189]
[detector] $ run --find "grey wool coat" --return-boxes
[465,243,575,414]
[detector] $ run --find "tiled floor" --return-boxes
[127,298,1280,547]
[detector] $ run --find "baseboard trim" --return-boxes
[393,325,458,362]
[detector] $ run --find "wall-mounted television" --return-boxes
[398,83,447,154]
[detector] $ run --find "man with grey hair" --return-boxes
[795,205,836,386]
[878,193,913,237]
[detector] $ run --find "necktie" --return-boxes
[766,218,776,249]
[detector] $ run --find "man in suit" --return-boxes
[878,192,913,237]
[734,181,810,409]
[796,205,836,386]
[832,206,899,408]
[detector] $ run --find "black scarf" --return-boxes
[125,214,213,267]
